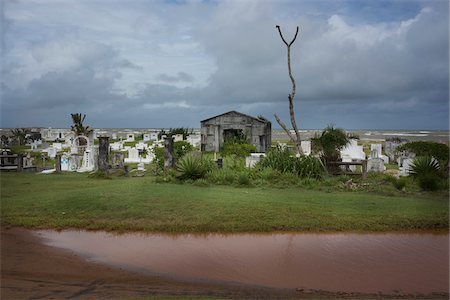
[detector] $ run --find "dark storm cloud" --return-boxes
[1,0,448,129]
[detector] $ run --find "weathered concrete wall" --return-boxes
[201,111,271,153]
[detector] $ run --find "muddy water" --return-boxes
[36,231,449,294]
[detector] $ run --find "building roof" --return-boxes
[200,110,270,124]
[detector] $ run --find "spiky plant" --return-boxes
[176,153,209,180]
[410,156,442,191]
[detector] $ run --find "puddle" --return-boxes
[36,230,449,294]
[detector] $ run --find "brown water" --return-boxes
[36,231,449,294]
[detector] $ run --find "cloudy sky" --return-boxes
[1,0,448,130]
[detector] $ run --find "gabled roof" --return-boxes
[200,110,269,124]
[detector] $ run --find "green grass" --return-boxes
[1,172,448,233]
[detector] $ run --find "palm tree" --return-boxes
[311,125,350,163]
[10,128,29,146]
[70,113,93,137]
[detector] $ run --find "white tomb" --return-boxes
[399,158,414,176]
[173,134,184,142]
[60,154,70,171]
[245,153,266,168]
[301,141,311,156]
[77,147,97,172]
[341,139,365,160]
[126,133,135,142]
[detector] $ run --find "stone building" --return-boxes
[201,111,271,153]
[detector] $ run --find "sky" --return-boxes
[1,0,449,130]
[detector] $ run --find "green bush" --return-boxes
[153,147,165,169]
[176,153,210,180]
[260,146,295,173]
[397,142,449,163]
[174,141,193,159]
[236,171,251,186]
[222,155,246,171]
[385,175,407,191]
[222,142,256,157]
[294,156,326,179]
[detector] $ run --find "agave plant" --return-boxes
[176,153,209,180]
[410,156,441,177]
[410,156,442,191]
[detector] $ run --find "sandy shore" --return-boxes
[1,227,448,299]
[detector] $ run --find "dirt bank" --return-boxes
[1,227,447,299]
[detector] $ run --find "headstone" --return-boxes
[301,141,311,156]
[98,137,109,173]
[112,133,118,140]
[164,137,176,169]
[367,157,385,173]
[399,157,414,176]
[137,162,145,171]
[370,144,382,157]
[245,153,266,168]
[61,154,70,171]
[370,143,389,164]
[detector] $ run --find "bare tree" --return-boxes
[274,25,303,155]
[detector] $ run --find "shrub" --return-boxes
[174,141,193,159]
[260,146,295,173]
[176,153,210,180]
[257,167,282,182]
[410,156,442,191]
[294,156,326,179]
[385,175,407,191]
[236,171,251,186]
[222,142,256,157]
[222,155,246,171]
[397,142,449,163]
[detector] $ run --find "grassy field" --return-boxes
[1,172,448,233]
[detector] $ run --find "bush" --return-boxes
[397,142,449,163]
[294,156,326,179]
[174,141,193,159]
[260,146,295,173]
[385,175,407,191]
[176,153,210,180]
[236,171,251,186]
[222,142,256,157]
